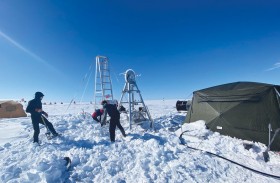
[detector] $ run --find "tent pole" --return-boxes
[268,123,271,151]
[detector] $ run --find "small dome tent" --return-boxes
[185,82,280,151]
[0,100,27,118]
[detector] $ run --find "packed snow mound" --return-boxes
[0,100,279,182]
[174,120,207,137]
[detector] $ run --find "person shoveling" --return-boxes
[26,92,59,144]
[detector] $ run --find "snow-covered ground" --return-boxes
[0,100,280,183]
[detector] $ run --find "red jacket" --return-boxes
[92,109,104,122]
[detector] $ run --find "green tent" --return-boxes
[185,82,280,151]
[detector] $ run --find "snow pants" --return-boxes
[109,116,126,142]
[31,115,57,143]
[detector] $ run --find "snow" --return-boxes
[0,99,280,182]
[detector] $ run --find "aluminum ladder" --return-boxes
[94,56,114,109]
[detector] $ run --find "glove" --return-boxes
[43,112,48,118]
[35,108,43,113]
[92,117,99,123]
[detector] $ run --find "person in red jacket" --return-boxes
[92,109,105,126]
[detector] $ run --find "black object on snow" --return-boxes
[64,157,71,170]
[176,100,191,111]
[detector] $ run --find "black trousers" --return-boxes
[109,116,126,142]
[31,115,57,143]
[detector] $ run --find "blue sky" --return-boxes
[0,0,280,102]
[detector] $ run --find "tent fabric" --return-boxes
[185,82,280,151]
[0,100,27,118]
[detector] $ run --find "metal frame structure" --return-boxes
[119,69,153,129]
[94,56,114,109]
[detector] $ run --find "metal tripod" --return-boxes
[119,69,153,130]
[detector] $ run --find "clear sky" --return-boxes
[0,0,280,102]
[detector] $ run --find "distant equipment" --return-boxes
[176,100,191,112]
[119,69,153,129]
[94,56,114,109]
